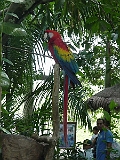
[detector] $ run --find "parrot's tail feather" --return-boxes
[63,74,69,147]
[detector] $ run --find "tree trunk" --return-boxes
[105,39,111,88]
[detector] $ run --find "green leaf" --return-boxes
[0,126,11,134]
[2,58,14,66]
[6,0,24,3]
[92,22,99,33]
[11,28,27,36]
[103,6,112,14]
[80,50,87,55]
[93,46,99,54]
[0,71,10,89]
[85,43,90,50]
[103,110,111,121]
[68,43,77,52]
[0,22,2,32]
[109,100,118,111]
[3,22,27,36]
[77,71,84,77]
[2,22,20,35]
[6,13,19,19]
[43,42,48,52]
[86,16,98,24]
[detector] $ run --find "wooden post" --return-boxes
[45,64,60,160]
[52,64,60,138]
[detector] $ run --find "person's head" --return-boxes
[93,126,99,135]
[83,139,92,150]
[97,118,105,131]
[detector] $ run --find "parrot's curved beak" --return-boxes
[44,32,49,42]
[44,32,47,40]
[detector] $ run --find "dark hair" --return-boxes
[93,126,99,131]
[97,118,105,124]
[83,139,92,146]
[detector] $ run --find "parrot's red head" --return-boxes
[44,30,62,42]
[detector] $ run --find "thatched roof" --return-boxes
[87,84,120,111]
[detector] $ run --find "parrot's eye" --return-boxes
[48,32,54,38]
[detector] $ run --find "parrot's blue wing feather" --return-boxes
[53,46,81,86]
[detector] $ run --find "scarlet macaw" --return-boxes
[44,30,81,146]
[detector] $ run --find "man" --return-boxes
[96,118,113,160]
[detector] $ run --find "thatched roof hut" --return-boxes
[87,84,120,111]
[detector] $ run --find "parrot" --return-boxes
[44,30,81,146]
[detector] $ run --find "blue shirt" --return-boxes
[96,129,113,160]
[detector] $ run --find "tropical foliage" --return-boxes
[0,0,120,138]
